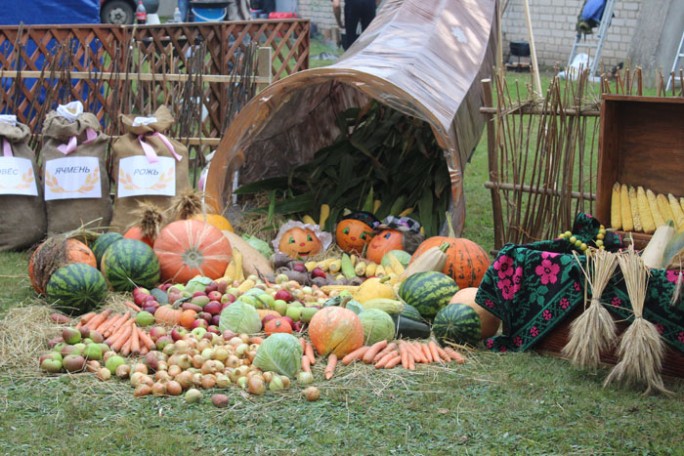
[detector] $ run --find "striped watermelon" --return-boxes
[46,263,108,316]
[101,239,160,292]
[397,271,459,319]
[91,232,124,268]
[432,303,481,346]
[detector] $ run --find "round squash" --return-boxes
[123,226,155,248]
[365,229,404,264]
[153,220,233,284]
[29,237,97,295]
[190,213,234,233]
[411,237,490,289]
[278,225,324,258]
[450,287,500,339]
[308,307,364,357]
[336,218,374,255]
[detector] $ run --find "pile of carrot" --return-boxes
[340,339,466,371]
[75,307,154,357]
[299,338,316,373]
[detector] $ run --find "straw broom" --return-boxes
[562,249,618,369]
[603,248,672,395]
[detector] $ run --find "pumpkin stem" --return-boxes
[445,212,457,238]
[438,242,451,253]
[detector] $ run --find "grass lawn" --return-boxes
[1,39,683,456]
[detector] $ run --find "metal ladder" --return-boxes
[566,0,617,78]
[666,31,684,92]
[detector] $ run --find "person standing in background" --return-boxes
[332,0,380,50]
[177,0,189,22]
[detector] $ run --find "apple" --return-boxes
[39,351,62,365]
[204,301,222,316]
[83,343,103,361]
[192,291,207,298]
[215,279,228,294]
[63,354,86,373]
[181,302,203,312]
[148,326,167,342]
[41,358,63,373]
[158,283,173,292]
[207,290,222,301]
[291,262,307,273]
[197,312,212,324]
[272,299,288,316]
[210,315,221,327]
[89,330,105,344]
[207,325,221,335]
[311,267,326,279]
[300,307,318,323]
[105,354,126,374]
[261,314,278,326]
[281,315,296,328]
[274,289,294,302]
[191,319,208,330]
[191,327,207,339]
[292,321,304,332]
[222,330,237,341]
[155,335,173,351]
[62,327,82,345]
[221,293,237,304]
[48,336,64,349]
[78,326,90,340]
[171,328,188,342]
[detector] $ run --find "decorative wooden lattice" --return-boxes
[0,20,310,140]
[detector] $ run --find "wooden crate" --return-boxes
[596,95,684,249]
[536,307,684,378]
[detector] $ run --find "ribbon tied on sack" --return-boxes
[55,102,99,155]
[133,116,182,163]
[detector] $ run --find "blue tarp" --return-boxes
[580,0,606,24]
[0,0,99,25]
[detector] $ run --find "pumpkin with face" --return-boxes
[365,229,404,264]
[335,212,379,255]
[273,221,333,259]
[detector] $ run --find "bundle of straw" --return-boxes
[603,248,672,395]
[562,249,618,368]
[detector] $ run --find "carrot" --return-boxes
[301,355,311,373]
[125,300,141,312]
[398,342,410,369]
[105,319,132,345]
[138,328,155,351]
[444,346,466,364]
[407,342,426,363]
[341,345,370,365]
[374,349,399,369]
[324,354,338,380]
[120,335,132,356]
[104,312,132,338]
[109,322,133,352]
[77,312,96,327]
[96,312,124,336]
[434,343,451,363]
[407,352,416,370]
[130,325,140,355]
[84,309,112,331]
[428,340,443,364]
[362,340,388,364]
[384,354,402,369]
[373,342,397,363]
[299,337,307,353]
[305,341,316,365]
[420,343,433,363]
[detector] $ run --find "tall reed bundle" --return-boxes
[562,249,618,368]
[604,249,672,395]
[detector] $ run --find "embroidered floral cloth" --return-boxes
[476,214,684,354]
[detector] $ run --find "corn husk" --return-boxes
[562,249,618,369]
[603,248,672,395]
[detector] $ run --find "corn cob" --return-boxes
[316,258,338,271]
[637,186,656,234]
[647,189,665,227]
[319,204,331,229]
[365,262,377,277]
[680,197,684,217]
[386,252,406,275]
[628,186,642,232]
[610,182,622,229]
[620,184,633,232]
[656,193,675,225]
[375,265,387,277]
[349,254,358,267]
[328,259,342,274]
[398,207,414,217]
[305,261,318,272]
[354,261,367,277]
[372,199,382,214]
[232,248,245,282]
[668,194,684,231]
[302,214,317,226]
[340,253,356,280]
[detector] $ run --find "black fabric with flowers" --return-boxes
[476,213,684,354]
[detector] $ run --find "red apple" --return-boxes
[192,291,207,298]
[207,325,221,335]
[291,262,307,273]
[215,279,228,294]
[191,319,208,330]
[221,293,236,304]
[198,312,212,323]
[171,328,187,342]
[211,315,221,327]
[261,314,278,326]
[311,267,326,279]
[148,326,167,342]
[205,282,219,293]
[207,290,222,301]
[204,301,222,316]
[274,289,294,303]
[47,336,64,349]
[155,335,173,351]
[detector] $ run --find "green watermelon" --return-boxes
[432,303,481,346]
[92,232,123,268]
[397,271,459,319]
[46,263,108,316]
[400,303,424,321]
[101,239,160,292]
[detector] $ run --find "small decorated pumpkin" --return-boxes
[273,221,332,259]
[335,211,379,255]
[365,216,423,265]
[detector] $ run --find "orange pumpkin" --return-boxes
[28,237,97,294]
[153,219,233,284]
[190,213,234,233]
[278,226,324,258]
[411,237,490,289]
[123,226,155,248]
[264,317,293,335]
[336,218,374,254]
[308,307,364,357]
[365,229,404,264]
[450,287,500,339]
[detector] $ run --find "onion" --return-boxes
[247,375,266,395]
[185,388,203,403]
[268,375,284,391]
[166,380,183,396]
[167,364,182,378]
[211,394,229,408]
[215,373,231,388]
[151,381,167,396]
[116,364,131,379]
[200,374,217,389]
[297,371,314,385]
[134,384,152,397]
[303,386,321,401]
[96,367,111,381]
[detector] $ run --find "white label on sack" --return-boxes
[117,155,176,198]
[0,157,38,196]
[44,156,102,200]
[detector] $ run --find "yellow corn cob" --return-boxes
[364,262,377,277]
[354,261,367,277]
[637,186,656,234]
[302,214,317,226]
[349,254,358,267]
[232,248,245,282]
[316,258,337,271]
[319,204,330,229]
[668,194,684,230]
[222,259,238,281]
[305,261,318,272]
[398,207,414,217]
[656,193,675,224]
[382,262,396,276]
[620,184,633,232]
[647,189,665,227]
[627,186,642,232]
[375,265,387,277]
[372,199,382,214]
[610,182,622,229]
[386,252,406,275]
[328,259,342,274]
[236,278,255,294]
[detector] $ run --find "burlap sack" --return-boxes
[110,106,191,233]
[41,107,112,235]
[0,119,47,251]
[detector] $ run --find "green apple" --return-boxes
[255,294,274,309]
[62,327,82,345]
[41,358,63,373]
[272,299,288,316]
[83,343,103,361]
[105,355,126,375]
[135,311,155,327]
[285,305,302,322]
[300,307,319,323]
[191,327,207,339]
[239,295,259,308]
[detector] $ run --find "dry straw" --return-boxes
[603,248,672,395]
[562,249,618,368]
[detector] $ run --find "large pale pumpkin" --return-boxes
[411,237,490,289]
[308,307,364,357]
[450,287,500,339]
[153,219,232,284]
